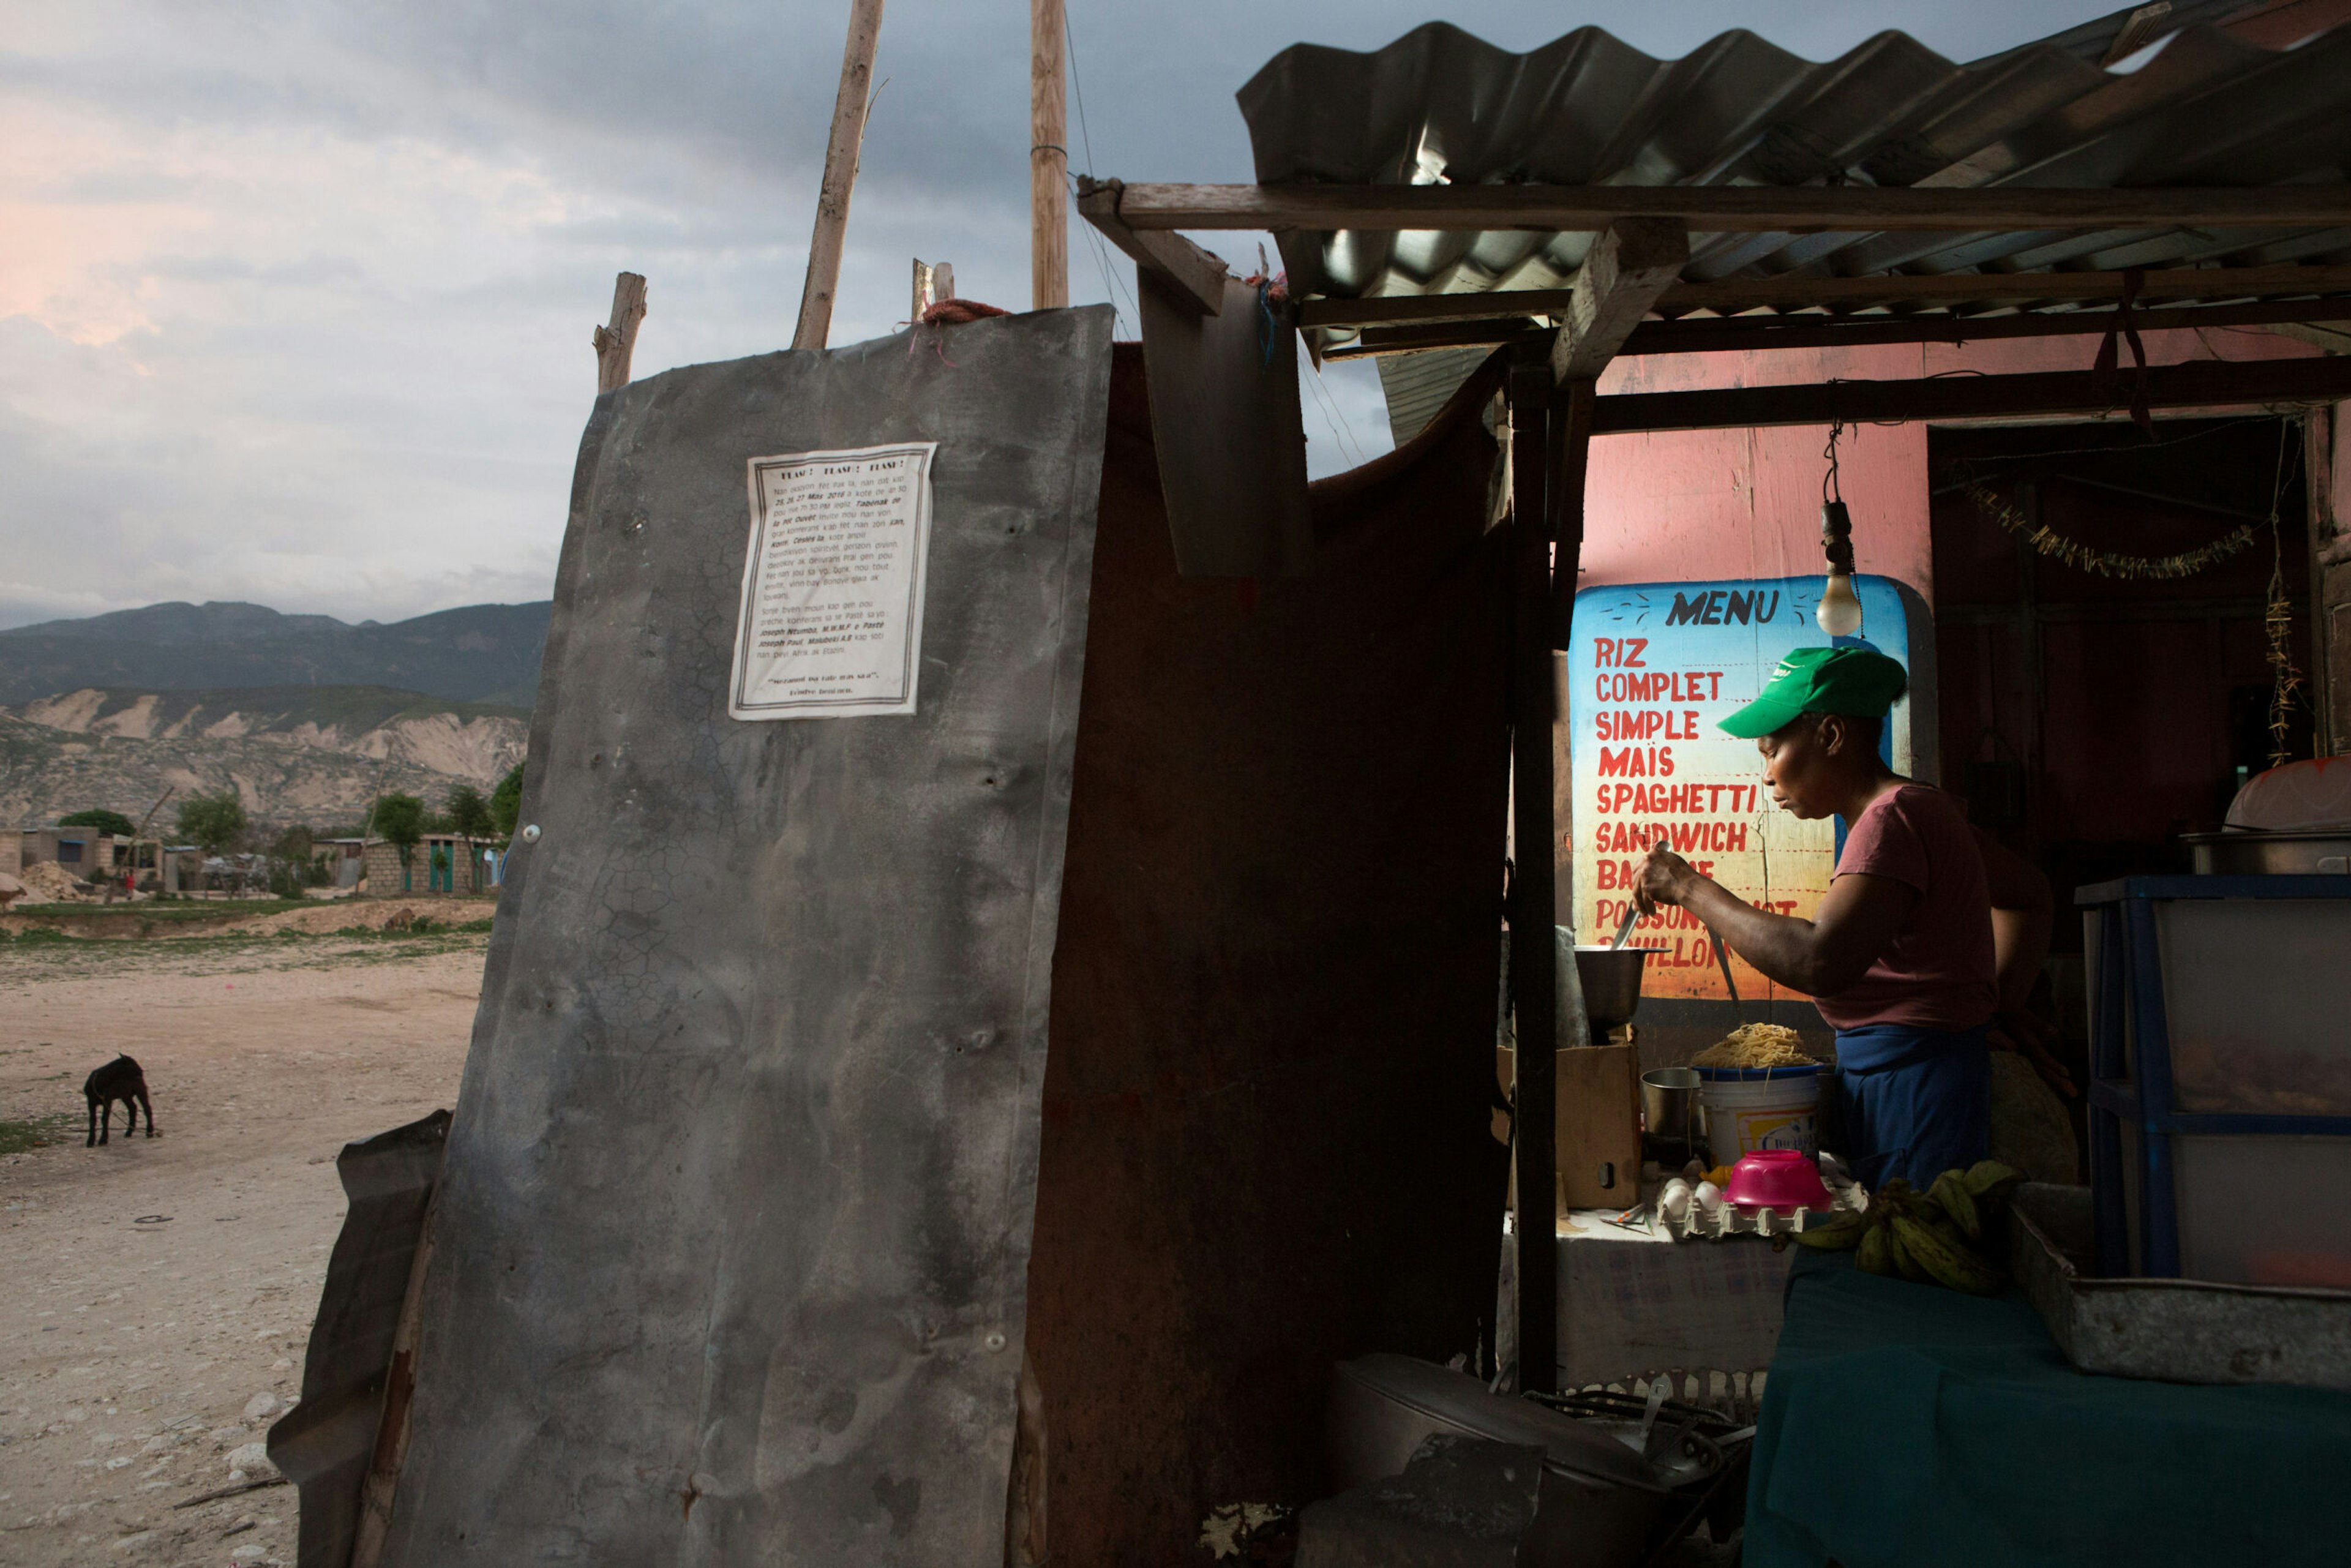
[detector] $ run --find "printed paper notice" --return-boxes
[730,442,940,721]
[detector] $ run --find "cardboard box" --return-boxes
[1554,1043,1643,1209]
[1498,1040,1646,1212]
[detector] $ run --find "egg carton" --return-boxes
[1662,1181,1869,1242]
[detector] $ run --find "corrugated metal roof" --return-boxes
[1376,346,1490,442]
[1239,1,2351,320]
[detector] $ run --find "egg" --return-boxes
[1694,1180,1724,1212]
[1658,1180,1692,1220]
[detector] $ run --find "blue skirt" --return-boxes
[1832,1023,1991,1190]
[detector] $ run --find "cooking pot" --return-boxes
[1573,945,1659,1030]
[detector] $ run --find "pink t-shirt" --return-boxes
[1813,784,1997,1033]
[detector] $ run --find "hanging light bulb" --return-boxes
[1816,423,1864,638]
[1818,500,1863,636]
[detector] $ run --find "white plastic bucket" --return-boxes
[1696,1066,1823,1165]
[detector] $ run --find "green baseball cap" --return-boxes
[1717,647,1909,739]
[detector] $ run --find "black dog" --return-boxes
[84,1055,156,1147]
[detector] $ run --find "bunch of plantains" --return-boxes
[1794,1161,2023,1295]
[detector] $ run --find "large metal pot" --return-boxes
[2181,829,2351,876]
[1326,1355,1675,1568]
[1573,945,1659,1030]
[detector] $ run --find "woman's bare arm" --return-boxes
[1635,844,1915,998]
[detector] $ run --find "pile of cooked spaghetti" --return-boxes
[1690,1022,1819,1070]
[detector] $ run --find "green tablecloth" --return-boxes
[1745,1250,2351,1568]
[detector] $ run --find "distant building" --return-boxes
[361,833,499,896]
[18,825,114,876]
[315,836,368,890]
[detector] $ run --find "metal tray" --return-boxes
[2009,1184,2351,1390]
[2181,828,2351,876]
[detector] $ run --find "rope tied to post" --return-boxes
[902,297,1013,369]
[1240,269,1289,369]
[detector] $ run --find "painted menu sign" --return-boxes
[1565,576,1914,1003]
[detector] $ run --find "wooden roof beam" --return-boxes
[1097,182,2351,235]
[1551,219,1687,381]
[1295,263,2351,329]
[1074,178,1226,316]
[1588,354,2351,434]
[1325,295,2351,359]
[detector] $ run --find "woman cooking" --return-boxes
[1632,646,2054,1188]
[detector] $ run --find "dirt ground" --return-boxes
[0,925,487,1567]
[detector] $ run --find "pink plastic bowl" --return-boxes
[1724,1150,1835,1212]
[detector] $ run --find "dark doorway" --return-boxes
[1930,415,2317,1136]
[1930,413,2315,928]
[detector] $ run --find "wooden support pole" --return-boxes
[593,272,647,394]
[1586,354,2351,433]
[1548,380,1595,930]
[793,0,887,353]
[1551,220,1687,382]
[1030,0,1068,311]
[1507,356,1558,1395]
[2308,410,2341,757]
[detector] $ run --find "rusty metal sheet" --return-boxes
[1139,275,1315,577]
[380,307,1114,1565]
[1024,345,1514,1562]
[268,1110,449,1568]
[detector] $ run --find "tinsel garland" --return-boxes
[1962,481,2257,580]
[2267,574,2303,768]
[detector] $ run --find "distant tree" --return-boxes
[59,808,137,838]
[176,792,249,856]
[444,784,495,839]
[372,792,426,895]
[373,793,426,858]
[270,825,314,863]
[489,763,524,839]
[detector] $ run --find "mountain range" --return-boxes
[0,686,530,831]
[0,600,551,707]
[0,599,549,829]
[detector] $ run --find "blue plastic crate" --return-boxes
[2077,875,2351,1282]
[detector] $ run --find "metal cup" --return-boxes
[1640,1068,1705,1161]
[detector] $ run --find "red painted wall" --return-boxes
[1578,328,2323,618]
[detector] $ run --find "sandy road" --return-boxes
[0,931,486,1567]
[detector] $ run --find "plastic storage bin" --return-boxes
[2080,875,2351,1283]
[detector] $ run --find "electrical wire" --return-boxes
[1301,344,1368,468]
[1930,415,2273,483]
[1061,6,1139,338]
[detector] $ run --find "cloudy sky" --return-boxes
[0,0,2122,629]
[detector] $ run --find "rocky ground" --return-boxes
[0,925,485,1567]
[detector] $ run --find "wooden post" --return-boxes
[2308,408,2343,757]
[1030,0,1068,310]
[1550,220,1686,383]
[793,0,887,353]
[1507,356,1559,1395]
[1549,378,1595,924]
[911,258,954,321]
[593,272,647,394]
[347,1198,437,1568]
